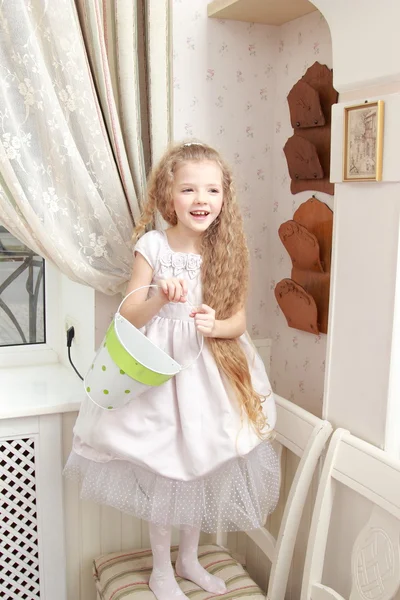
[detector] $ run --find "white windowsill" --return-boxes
[0,337,271,420]
[0,362,84,419]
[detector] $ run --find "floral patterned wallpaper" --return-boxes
[172,1,333,414]
[267,13,333,415]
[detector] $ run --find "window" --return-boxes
[0,226,45,347]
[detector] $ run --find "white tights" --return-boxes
[148,523,227,600]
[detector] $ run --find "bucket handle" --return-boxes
[116,284,203,370]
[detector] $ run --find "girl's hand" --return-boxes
[190,304,216,337]
[159,278,188,303]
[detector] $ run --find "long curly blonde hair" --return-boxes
[134,141,269,438]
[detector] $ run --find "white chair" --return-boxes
[301,428,400,600]
[241,394,333,600]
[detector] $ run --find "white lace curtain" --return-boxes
[0,0,166,294]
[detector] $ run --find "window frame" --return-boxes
[0,259,60,368]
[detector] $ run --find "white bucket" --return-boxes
[84,285,203,410]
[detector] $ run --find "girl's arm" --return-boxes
[120,254,167,328]
[214,307,246,338]
[192,305,246,339]
[121,253,188,328]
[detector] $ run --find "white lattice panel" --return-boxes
[0,437,41,600]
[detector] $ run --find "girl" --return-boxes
[65,141,280,599]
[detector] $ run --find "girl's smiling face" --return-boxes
[171,160,223,235]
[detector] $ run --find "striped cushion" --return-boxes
[93,544,265,599]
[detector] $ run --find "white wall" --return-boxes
[324,178,400,446]
[58,273,95,377]
[308,0,400,451]
[323,93,400,448]
[314,0,400,93]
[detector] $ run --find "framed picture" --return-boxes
[343,100,384,182]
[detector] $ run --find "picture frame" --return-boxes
[343,100,384,182]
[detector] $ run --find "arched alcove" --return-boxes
[311,0,400,92]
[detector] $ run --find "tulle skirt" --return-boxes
[63,440,280,533]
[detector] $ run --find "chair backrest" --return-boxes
[243,394,333,600]
[300,428,400,600]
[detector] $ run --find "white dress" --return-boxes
[64,230,280,533]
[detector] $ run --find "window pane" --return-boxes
[0,227,45,346]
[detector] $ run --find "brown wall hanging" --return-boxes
[275,197,333,335]
[284,62,338,195]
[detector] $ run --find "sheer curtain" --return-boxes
[75,0,150,221]
[0,0,170,294]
